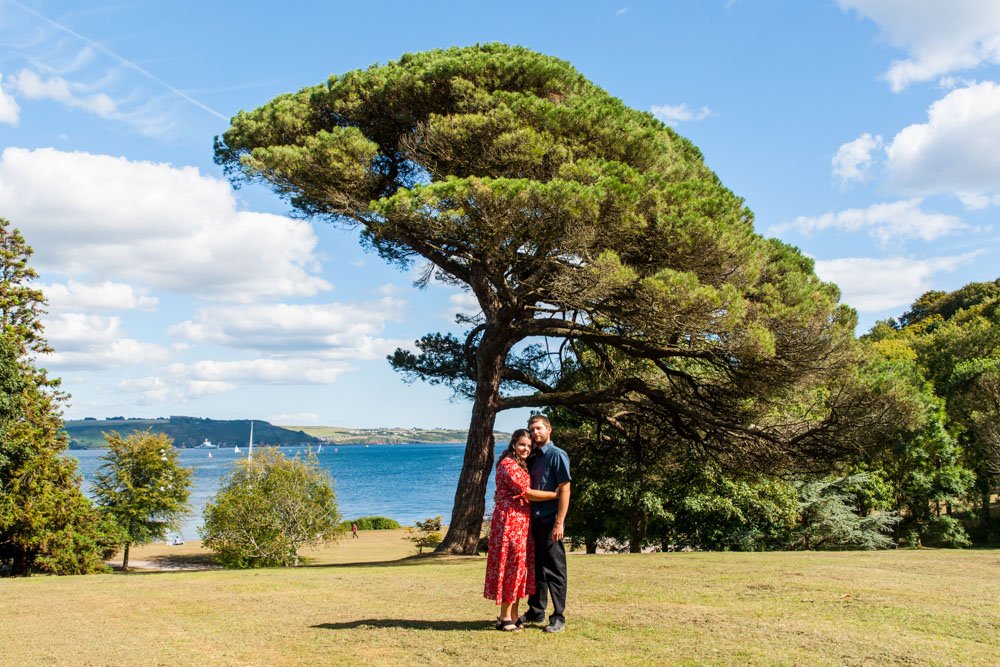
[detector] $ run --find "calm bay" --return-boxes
[68,443,504,540]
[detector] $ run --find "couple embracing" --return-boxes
[484,415,571,633]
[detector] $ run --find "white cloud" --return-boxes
[8,68,117,117]
[884,81,1000,198]
[42,313,170,370]
[186,380,239,398]
[117,375,238,402]
[832,133,884,184]
[173,358,356,385]
[650,102,712,126]
[169,300,404,358]
[448,291,481,320]
[957,192,1000,210]
[838,0,1000,91]
[265,412,322,426]
[41,280,158,313]
[118,376,171,403]
[814,252,980,312]
[770,199,967,246]
[0,147,331,302]
[0,73,19,125]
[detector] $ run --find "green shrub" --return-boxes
[922,516,971,548]
[201,448,340,568]
[341,516,401,531]
[405,516,443,553]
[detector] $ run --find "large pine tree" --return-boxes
[216,45,858,552]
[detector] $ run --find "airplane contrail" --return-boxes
[6,0,229,121]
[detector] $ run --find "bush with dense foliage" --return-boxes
[342,516,401,531]
[201,448,340,567]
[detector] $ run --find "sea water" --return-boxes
[68,443,505,540]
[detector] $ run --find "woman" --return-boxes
[484,429,558,631]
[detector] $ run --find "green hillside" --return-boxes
[64,416,321,449]
[285,425,509,445]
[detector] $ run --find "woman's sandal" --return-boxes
[495,616,526,630]
[499,620,521,632]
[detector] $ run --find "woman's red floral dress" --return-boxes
[483,457,535,604]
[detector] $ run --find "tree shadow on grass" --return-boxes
[145,553,221,569]
[117,552,479,574]
[299,554,480,570]
[312,619,490,632]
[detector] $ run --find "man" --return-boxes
[520,414,571,633]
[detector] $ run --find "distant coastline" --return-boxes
[288,425,509,446]
[64,417,506,449]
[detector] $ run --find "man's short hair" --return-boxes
[527,414,551,428]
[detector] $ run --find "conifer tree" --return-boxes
[93,430,193,572]
[0,218,109,576]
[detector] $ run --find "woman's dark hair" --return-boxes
[497,428,531,470]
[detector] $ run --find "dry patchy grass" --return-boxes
[3,533,999,666]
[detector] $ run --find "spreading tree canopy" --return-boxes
[216,44,858,553]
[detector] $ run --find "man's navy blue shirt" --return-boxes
[528,442,571,519]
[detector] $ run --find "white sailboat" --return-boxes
[317,444,323,454]
[247,420,254,460]
[234,443,241,453]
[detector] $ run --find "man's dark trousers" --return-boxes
[526,515,567,621]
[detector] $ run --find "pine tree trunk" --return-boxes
[122,542,130,573]
[585,536,597,554]
[436,328,510,555]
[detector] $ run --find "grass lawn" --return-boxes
[4,531,999,666]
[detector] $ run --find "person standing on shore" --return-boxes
[351,522,359,539]
[520,414,571,633]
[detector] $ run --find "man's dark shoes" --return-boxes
[517,613,544,627]
[543,618,566,633]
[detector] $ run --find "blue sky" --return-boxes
[1,0,999,430]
